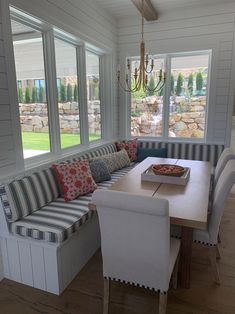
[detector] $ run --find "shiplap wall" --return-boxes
[118,3,235,145]
[0,0,118,180]
[0,0,23,179]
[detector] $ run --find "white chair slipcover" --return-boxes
[194,159,235,245]
[213,147,235,187]
[92,189,180,314]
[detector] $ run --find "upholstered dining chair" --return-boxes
[170,159,235,284]
[211,148,235,243]
[213,147,235,187]
[92,190,180,314]
[193,159,235,284]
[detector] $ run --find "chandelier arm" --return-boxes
[118,78,138,93]
[125,72,143,92]
[153,81,165,93]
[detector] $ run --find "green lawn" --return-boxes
[22,132,101,150]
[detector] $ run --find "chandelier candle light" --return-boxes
[117,0,166,93]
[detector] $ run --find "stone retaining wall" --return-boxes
[19,101,101,134]
[131,95,206,138]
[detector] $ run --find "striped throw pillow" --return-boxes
[4,168,60,222]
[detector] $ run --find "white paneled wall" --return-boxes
[0,0,23,179]
[118,3,235,144]
[10,0,117,51]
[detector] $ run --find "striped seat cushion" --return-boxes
[138,141,224,166]
[0,185,11,220]
[4,168,60,222]
[10,164,135,243]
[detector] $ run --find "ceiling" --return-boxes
[94,0,235,19]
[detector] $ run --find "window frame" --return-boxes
[129,50,212,143]
[10,7,111,169]
[85,49,103,143]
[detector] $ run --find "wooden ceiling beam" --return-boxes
[131,0,158,21]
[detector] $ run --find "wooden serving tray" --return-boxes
[141,165,190,185]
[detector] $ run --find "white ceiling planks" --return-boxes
[94,0,235,19]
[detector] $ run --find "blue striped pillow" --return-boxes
[137,147,167,162]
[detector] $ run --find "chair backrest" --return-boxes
[209,159,235,244]
[214,148,235,186]
[92,190,170,292]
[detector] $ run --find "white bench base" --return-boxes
[0,215,100,295]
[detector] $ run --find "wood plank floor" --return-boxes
[0,190,235,314]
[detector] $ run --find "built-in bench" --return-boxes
[0,141,224,295]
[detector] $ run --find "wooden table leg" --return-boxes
[180,226,193,289]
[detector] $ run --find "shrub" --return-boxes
[32,86,37,103]
[196,72,203,92]
[188,73,193,96]
[25,87,31,103]
[67,83,72,102]
[60,84,66,102]
[74,84,78,101]
[175,73,184,96]
[18,87,23,103]
[39,86,44,103]
[170,74,175,96]
[147,76,155,96]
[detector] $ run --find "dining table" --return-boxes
[90,156,211,289]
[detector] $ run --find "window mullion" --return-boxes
[163,55,171,139]
[43,29,61,153]
[99,54,106,139]
[77,44,89,146]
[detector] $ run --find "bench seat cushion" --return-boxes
[10,164,135,243]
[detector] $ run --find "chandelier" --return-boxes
[117,0,166,93]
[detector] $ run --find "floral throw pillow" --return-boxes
[116,139,138,161]
[52,160,97,202]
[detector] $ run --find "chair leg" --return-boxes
[159,292,167,314]
[103,278,110,314]
[216,244,221,260]
[172,255,179,289]
[209,247,220,285]
[218,233,221,244]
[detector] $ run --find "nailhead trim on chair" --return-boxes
[104,276,167,293]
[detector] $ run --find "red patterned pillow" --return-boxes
[52,160,97,202]
[116,139,138,161]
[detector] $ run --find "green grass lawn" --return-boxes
[22,132,101,150]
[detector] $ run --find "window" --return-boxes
[131,57,165,137]
[130,51,210,140]
[17,80,22,89]
[10,7,108,165]
[54,38,80,149]
[12,20,50,159]
[169,54,209,138]
[86,51,101,142]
